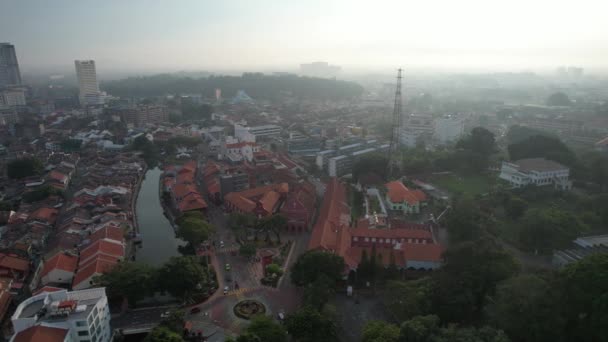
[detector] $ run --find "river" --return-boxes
[135,167,185,266]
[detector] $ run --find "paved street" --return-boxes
[112,305,178,333]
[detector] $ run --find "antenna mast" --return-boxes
[388,68,403,177]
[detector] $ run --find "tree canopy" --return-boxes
[285,306,338,342]
[143,326,184,342]
[517,208,587,253]
[238,315,288,342]
[486,274,563,342]
[157,256,208,300]
[291,250,345,287]
[507,134,576,166]
[176,214,214,247]
[94,262,156,306]
[456,127,497,157]
[7,157,43,179]
[432,238,519,324]
[546,92,571,106]
[361,320,400,342]
[102,73,364,101]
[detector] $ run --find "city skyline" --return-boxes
[2,0,608,75]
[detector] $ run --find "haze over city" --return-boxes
[3,0,608,76]
[1,1,608,342]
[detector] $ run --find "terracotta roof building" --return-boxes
[40,252,78,286]
[385,181,427,214]
[224,183,289,218]
[13,326,69,342]
[281,183,317,232]
[309,178,443,271]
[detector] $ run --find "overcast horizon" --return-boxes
[3,0,608,77]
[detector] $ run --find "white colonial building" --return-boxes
[499,158,571,190]
[11,288,111,342]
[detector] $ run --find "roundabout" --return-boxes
[233,299,267,320]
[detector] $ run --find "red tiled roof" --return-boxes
[89,226,124,244]
[72,257,117,288]
[349,227,433,240]
[225,183,288,214]
[14,326,69,342]
[29,207,59,224]
[173,184,198,199]
[178,193,208,212]
[48,170,67,183]
[259,191,281,213]
[207,179,220,194]
[0,254,29,272]
[385,181,427,205]
[401,243,443,262]
[79,240,124,266]
[308,178,350,252]
[40,253,78,278]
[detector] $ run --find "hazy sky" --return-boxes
[2,0,607,74]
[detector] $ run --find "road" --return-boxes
[112,305,177,334]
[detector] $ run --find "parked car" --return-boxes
[161,311,170,318]
[225,263,231,271]
[223,286,229,295]
[190,307,201,314]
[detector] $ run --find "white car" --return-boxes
[223,286,229,295]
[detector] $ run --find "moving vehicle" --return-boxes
[223,286,229,295]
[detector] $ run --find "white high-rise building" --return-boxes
[434,115,465,144]
[11,287,112,342]
[75,60,103,106]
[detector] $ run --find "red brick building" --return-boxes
[309,178,443,272]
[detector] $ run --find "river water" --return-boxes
[135,167,185,266]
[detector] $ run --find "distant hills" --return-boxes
[101,73,364,100]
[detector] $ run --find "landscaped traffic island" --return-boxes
[234,300,267,319]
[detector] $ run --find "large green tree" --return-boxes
[382,278,433,322]
[227,212,257,244]
[517,208,587,253]
[157,256,207,301]
[239,315,288,342]
[303,275,335,311]
[94,262,156,307]
[559,254,608,341]
[486,274,564,342]
[256,214,287,243]
[444,196,484,243]
[7,157,43,179]
[362,320,399,342]
[291,251,345,286]
[143,326,184,342]
[399,315,510,342]
[546,92,571,106]
[285,306,338,342]
[432,238,519,324]
[457,127,496,157]
[176,215,214,247]
[507,135,576,166]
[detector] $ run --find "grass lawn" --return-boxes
[431,173,495,196]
